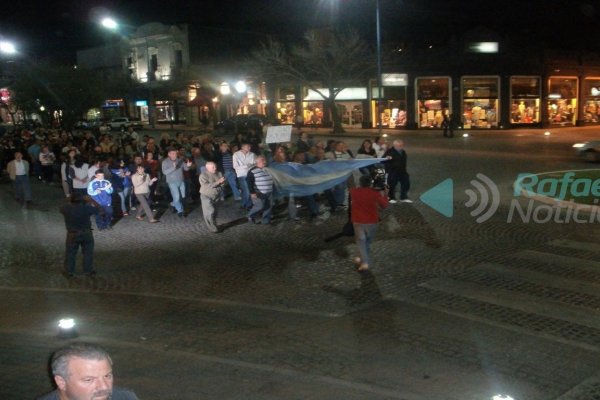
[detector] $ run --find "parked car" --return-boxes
[216,114,268,134]
[573,140,600,162]
[108,117,143,131]
[74,119,102,129]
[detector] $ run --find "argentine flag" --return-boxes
[265,158,386,197]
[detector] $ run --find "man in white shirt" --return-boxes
[232,142,256,209]
[6,151,32,206]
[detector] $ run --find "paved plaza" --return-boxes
[1,128,600,399]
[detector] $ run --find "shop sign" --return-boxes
[382,73,407,86]
[467,42,498,53]
[304,87,367,101]
[591,87,600,96]
[286,94,296,100]
[548,93,562,99]
[135,100,148,107]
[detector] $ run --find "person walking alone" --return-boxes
[442,114,454,138]
[350,174,389,271]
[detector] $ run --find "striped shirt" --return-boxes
[249,167,273,194]
[220,151,233,170]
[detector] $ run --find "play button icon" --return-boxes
[419,178,454,217]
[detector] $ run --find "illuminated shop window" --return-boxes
[547,77,578,125]
[415,77,450,128]
[582,78,600,123]
[510,76,540,124]
[462,76,499,129]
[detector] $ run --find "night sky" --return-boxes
[3,0,600,63]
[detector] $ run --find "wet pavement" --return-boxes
[1,129,600,400]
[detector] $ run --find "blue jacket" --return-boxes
[87,178,114,206]
[109,167,132,191]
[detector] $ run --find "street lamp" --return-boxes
[0,41,17,55]
[375,0,383,135]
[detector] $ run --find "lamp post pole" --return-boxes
[144,36,155,128]
[376,0,383,136]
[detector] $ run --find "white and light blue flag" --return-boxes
[265,158,386,196]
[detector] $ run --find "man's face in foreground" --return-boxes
[55,357,114,400]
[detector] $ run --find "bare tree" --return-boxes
[250,29,374,133]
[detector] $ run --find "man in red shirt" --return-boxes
[350,174,389,271]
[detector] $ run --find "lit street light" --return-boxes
[0,41,16,55]
[101,17,118,30]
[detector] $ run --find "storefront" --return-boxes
[582,77,600,123]
[370,74,408,128]
[276,87,297,125]
[156,100,175,122]
[101,99,126,120]
[547,76,578,125]
[461,76,499,129]
[303,87,367,128]
[510,76,541,125]
[415,77,450,128]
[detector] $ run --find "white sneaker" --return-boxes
[400,199,413,203]
[389,199,398,204]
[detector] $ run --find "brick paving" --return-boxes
[1,131,600,399]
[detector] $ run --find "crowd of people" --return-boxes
[2,124,412,272]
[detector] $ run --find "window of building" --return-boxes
[547,77,578,125]
[277,87,296,124]
[462,76,499,129]
[510,76,540,124]
[415,77,450,128]
[582,77,600,123]
[174,50,183,69]
[371,86,407,128]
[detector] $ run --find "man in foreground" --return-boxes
[37,342,138,400]
[59,192,100,278]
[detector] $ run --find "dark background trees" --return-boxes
[250,28,374,133]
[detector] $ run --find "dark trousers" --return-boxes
[95,205,113,230]
[248,192,273,223]
[40,165,53,182]
[14,175,32,202]
[65,230,95,274]
[388,171,410,200]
